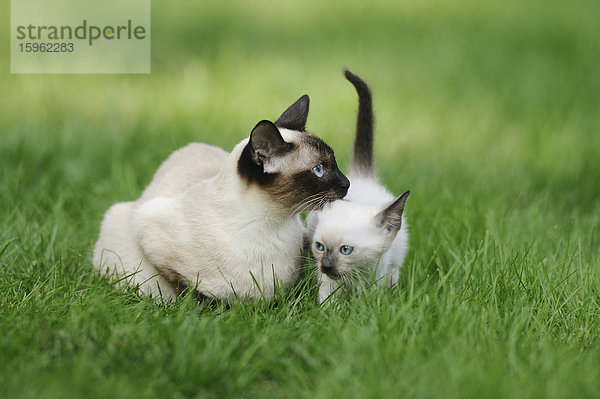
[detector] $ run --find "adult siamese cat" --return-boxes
[94,95,350,301]
[307,70,410,304]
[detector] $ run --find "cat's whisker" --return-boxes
[292,255,313,263]
[304,195,327,218]
[300,195,324,212]
[289,192,326,217]
[289,194,319,214]
[318,196,328,209]
[272,191,324,215]
[305,192,326,208]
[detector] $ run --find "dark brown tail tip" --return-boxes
[343,69,370,92]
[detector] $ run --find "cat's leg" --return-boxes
[132,196,193,298]
[93,201,142,281]
[318,273,342,304]
[378,252,400,288]
[94,201,177,301]
[387,266,400,287]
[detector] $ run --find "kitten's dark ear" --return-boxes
[249,120,293,165]
[275,95,310,131]
[375,190,410,235]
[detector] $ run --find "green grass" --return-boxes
[2,0,600,397]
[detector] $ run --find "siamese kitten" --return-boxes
[94,95,350,301]
[307,70,410,304]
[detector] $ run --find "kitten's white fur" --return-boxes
[307,70,410,304]
[307,175,409,303]
[94,130,309,301]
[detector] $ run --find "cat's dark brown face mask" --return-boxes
[237,95,350,213]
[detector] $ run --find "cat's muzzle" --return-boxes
[321,252,341,278]
[331,170,350,199]
[321,265,341,279]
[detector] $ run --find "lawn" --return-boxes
[1,0,600,398]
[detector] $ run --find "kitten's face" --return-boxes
[310,201,391,279]
[238,122,350,213]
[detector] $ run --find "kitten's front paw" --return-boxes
[318,274,342,305]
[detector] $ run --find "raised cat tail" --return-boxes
[344,69,375,177]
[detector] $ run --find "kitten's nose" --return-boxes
[321,255,338,277]
[321,264,335,275]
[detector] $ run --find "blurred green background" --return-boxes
[1,0,599,398]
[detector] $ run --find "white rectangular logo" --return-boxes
[11,0,151,74]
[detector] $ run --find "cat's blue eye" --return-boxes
[315,242,325,252]
[340,245,354,255]
[312,164,325,178]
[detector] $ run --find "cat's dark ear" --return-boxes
[249,120,293,166]
[275,95,310,131]
[375,190,410,235]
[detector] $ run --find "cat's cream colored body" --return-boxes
[93,135,304,301]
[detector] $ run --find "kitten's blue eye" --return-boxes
[315,242,325,252]
[340,245,354,255]
[312,164,324,178]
